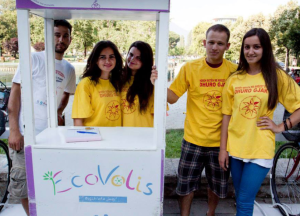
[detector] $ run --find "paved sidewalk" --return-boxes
[1,198,285,216]
[163,198,286,216]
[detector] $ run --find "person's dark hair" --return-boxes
[81,40,123,92]
[206,24,230,42]
[124,41,154,113]
[237,28,279,110]
[54,20,72,35]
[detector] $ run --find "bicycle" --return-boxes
[271,109,300,216]
[0,80,11,212]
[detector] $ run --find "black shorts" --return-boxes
[176,139,230,198]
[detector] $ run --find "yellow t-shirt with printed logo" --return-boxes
[72,77,122,127]
[222,70,300,159]
[169,57,237,147]
[121,77,154,127]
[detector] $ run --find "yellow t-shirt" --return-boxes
[72,77,122,127]
[121,77,154,127]
[222,70,300,159]
[169,57,237,147]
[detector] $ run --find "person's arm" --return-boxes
[8,83,24,151]
[57,92,70,126]
[150,66,179,104]
[74,118,84,126]
[167,89,179,104]
[218,114,231,171]
[257,108,300,133]
[258,71,300,133]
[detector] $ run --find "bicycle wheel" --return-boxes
[0,141,11,212]
[271,143,300,216]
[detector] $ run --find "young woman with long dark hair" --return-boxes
[219,28,300,216]
[72,40,123,126]
[121,41,155,127]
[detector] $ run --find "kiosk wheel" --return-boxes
[271,143,300,216]
[0,140,11,212]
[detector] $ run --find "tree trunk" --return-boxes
[84,42,87,57]
[285,47,290,72]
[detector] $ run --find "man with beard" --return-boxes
[7,20,75,215]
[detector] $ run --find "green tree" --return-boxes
[269,5,300,70]
[169,47,185,56]
[71,20,97,57]
[169,31,180,49]
[0,10,17,56]
[30,15,44,45]
[229,14,269,61]
[0,0,16,12]
[189,22,211,56]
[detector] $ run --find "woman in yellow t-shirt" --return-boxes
[219,28,300,216]
[72,40,123,126]
[121,41,154,127]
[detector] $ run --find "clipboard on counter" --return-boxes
[63,127,102,143]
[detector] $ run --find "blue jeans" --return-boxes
[230,157,270,216]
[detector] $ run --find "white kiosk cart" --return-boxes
[16,1,169,215]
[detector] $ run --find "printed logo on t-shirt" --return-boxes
[56,70,65,83]
[36,99,47,107]
[106,100,121,121]
[239,96,261,119]
[203,90,222,111]
[121,98,137,114]
[199,79,226,88]
[99,90,118,98]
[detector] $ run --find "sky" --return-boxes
[169,0,299,39]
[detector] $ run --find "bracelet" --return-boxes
[283,119,288,131]
[287,117,293,128]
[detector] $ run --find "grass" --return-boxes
[165,129,291,158]
[165,129,183,158]
[0,139,8,154]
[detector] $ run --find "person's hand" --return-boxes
[58,113,64,126]
[150,65,158,85]
[8,130,24,151]
[257,116,283,133]
[218,149,229,171]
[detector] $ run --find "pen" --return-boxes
[77,131,97,134]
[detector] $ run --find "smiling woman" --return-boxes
[72,40,124,126]
[219,28,300,216]
[121,41,155,127]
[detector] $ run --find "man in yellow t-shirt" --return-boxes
[151,24,237,216]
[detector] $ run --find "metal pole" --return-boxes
[44,18,57,128]
[154,12,169,149]
[17,9,36,145]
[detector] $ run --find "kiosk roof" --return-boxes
[16,0,170,20]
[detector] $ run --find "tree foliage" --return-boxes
[70,20,97,57]
[189,22,211,56]
[169,47,185,56]
[269,1,300,69]
[169,31,180,49]
[0,0,16,12]
[3,37,18,57]
[33,42,45,52]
